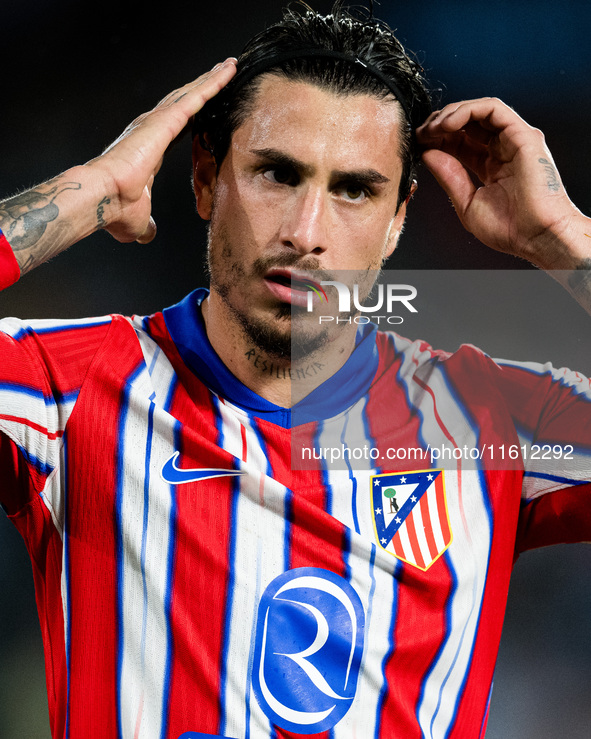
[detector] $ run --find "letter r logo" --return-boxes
[252,568,365,734]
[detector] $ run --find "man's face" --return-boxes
[195,74,409,358]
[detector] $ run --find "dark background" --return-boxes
[1,0,590,735]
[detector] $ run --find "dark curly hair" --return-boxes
[195,1,432,209]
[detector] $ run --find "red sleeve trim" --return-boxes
[0,230,21,289]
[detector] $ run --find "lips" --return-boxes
[264,269,326,308]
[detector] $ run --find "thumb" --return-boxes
[136,178,156,244]
[136,216,157,244]
[421,149,476,220]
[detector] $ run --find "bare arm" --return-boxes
[0,58,237,277]
[0,172,101,275]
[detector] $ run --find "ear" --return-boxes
[192,135,218,220]
[384,179,417,259]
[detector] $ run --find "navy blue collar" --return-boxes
[162,288,379,429]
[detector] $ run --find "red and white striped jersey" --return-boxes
[1,287,590,739]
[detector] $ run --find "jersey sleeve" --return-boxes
[0,228,21,290]
[492,357,591,551]
[0,315,113,517]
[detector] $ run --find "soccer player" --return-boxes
[0,3,590,738]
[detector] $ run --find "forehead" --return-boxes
[231,74,405,176]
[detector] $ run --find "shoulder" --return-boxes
[0,313,131,391]
[0,314,114,342]
[374,328,492,374]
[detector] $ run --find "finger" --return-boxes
[156,58,237,103]
[418,117,498,149]
[156,58,237,118]
[419,127,493,182]
[136,216,157,244]
[136,180,156,243]
[421,148,477,220]
[417,98,526,155]
[111,59,238,150]
[437,98,523,133]
[420,98,520,132]
[418,106,526,171]
[458,120,498,146]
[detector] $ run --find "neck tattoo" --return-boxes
[244,348,324,381]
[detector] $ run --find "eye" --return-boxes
[262,165,298,186]
[337,182,369,202]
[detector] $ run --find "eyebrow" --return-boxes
[250,147,391,186]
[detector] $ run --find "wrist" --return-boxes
[524,211,591,272]
[82,155,155,243]
[0,164,116,276]
[76,161,120,233]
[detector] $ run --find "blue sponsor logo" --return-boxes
[253,567,365,734]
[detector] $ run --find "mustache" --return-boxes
[252,253,335,283]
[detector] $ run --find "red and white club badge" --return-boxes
[371,469,452,570]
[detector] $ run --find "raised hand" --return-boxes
[416,97,590,271]
[87,58,237,244]
[0,59,236,275]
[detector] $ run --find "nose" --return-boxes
[279,185,329,256]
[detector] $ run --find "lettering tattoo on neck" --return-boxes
[538,158,561,192]
[244,348,324,381]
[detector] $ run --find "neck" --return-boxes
[201,292,357,408]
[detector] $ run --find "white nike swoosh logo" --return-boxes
[160,451,245,485]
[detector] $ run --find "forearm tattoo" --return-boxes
[0,180,81,273]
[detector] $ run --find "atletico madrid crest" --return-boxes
[371,469,452,571]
